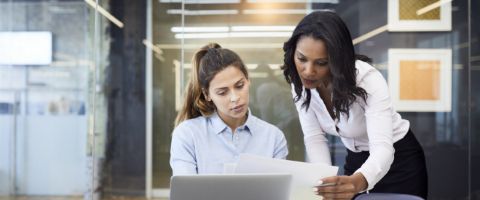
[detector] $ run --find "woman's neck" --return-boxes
[317,79,333,93]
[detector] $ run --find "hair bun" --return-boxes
[205,43,221,50]
[195,43,222,63]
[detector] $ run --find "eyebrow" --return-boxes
[234,78,245,85]
[213,77,245,92]
[295,50,328,61]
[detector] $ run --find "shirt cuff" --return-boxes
[355,165,381,191]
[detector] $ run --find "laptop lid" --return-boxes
[170,174,292,200]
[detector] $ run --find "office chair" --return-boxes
[354,193,424,200]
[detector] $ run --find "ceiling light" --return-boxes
[174,32,292,39]
[243,9,310,15]
[159,0,240,4]
[229,32,292,37]
[167,9,239,15]
[231,26,295,32]
[175,33,230,39]
[171,26,230,33]
[247,0,338,3]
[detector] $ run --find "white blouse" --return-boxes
[293,60,410,190]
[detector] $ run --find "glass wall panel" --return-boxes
[150,0,182,191]
[82,0,478,199]
[0,1,92,199]
[151,0,331,192]
[148,0,476,200]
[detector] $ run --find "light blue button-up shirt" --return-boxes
[170,110,288,175]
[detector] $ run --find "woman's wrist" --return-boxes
[352,172,368,192]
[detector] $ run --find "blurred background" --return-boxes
[0,0,479,200]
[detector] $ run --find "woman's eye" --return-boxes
[235,83,244,89]
[217,91,226,96]
[316,61,328,66]
[296,57,307,62]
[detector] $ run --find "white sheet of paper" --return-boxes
[235,154,339,200]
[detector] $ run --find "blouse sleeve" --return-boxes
[292,87,332,165]
[355,70,395,191]
[273,128,289,159]
[170,123,198,175]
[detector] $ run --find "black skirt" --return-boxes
[344,129,428,199]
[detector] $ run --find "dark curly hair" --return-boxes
[282,11,370,119]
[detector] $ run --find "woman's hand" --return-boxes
[313,173,368,200]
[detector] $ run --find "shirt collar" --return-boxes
[209,109,254,135]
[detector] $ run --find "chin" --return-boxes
[302,83,317,89]
[232,111,247,118]
[231,110,247,119]
[303,85,315,89]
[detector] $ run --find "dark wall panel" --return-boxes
[103,0,146,195]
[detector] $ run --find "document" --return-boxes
[234,154,339,200]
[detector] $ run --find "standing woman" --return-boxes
[282,11,428,199]
[170,43,288,175]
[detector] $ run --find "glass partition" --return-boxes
[0,1,93,199]
[147,1,477,199]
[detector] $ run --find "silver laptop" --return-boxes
[170,174,292,200]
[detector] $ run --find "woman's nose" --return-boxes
[303,63,316,76]
[230,92,239,102]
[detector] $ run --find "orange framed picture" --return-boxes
[388,0,452,31]
[388,49,452,112]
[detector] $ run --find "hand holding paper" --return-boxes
[234,154,339,200]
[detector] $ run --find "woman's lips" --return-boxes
[303,78,317,86]
[232,104,245,113]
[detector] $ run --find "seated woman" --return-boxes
[170,43,288,175]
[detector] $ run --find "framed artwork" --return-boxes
[388,0,451,31]
[388,49,452,112]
